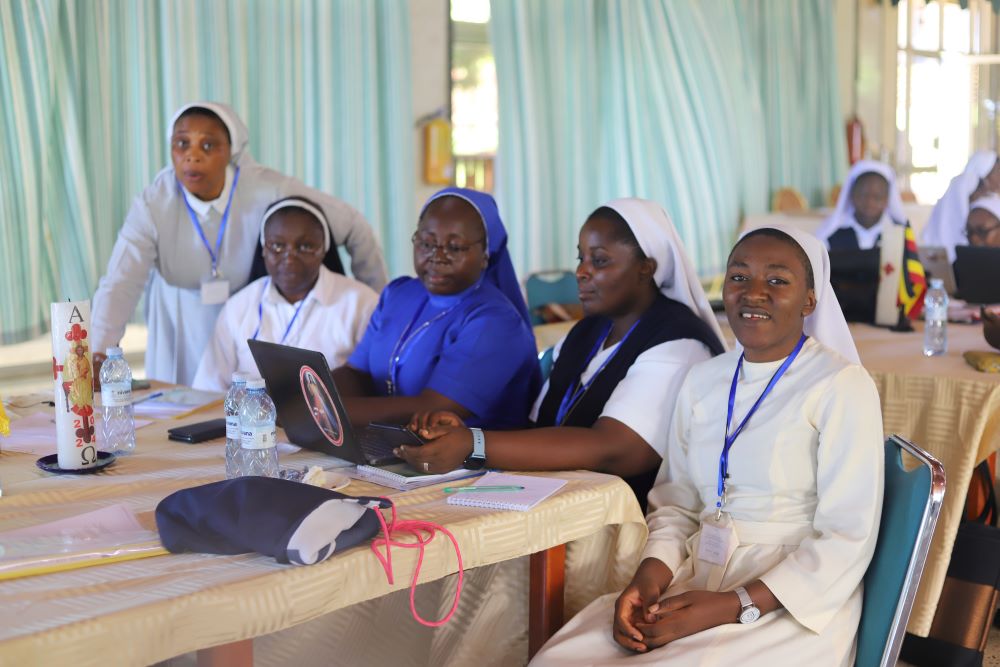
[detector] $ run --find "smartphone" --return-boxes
[167,418,227,443]
[366,422,426,447]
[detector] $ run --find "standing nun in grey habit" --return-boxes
[90,102,388,384]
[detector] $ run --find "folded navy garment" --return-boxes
[155,477,389,565]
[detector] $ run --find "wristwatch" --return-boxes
[463,427,487,470]
[734,586,760,624]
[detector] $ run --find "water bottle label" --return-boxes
[101,382,132,407]
[241,425,276,450]
[226,416,240,441]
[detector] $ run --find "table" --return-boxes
[0,403,647,666]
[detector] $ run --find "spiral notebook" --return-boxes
[445,472,567,511]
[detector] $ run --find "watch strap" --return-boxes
[735,586,753,609]
[469,427,486,459]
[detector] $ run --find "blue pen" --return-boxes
[132,391,164,405]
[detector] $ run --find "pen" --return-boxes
[443,485,525,494]
[132,391,164,405]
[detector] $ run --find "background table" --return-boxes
[0,404,646,666]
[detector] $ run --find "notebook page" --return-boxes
[445,472,567,511]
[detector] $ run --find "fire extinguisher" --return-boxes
[846,115,865,166]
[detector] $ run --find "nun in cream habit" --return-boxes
[90,102,388,385]
[922,150,1000,262]
[531,225,883,666]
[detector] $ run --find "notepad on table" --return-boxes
[445,472,567,511]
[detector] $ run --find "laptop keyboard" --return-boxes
[357,429,400,464]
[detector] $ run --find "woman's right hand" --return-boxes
[408,410,466,440]
[612,559,672,652]
[92,352,107,391]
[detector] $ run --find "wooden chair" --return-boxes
[770,187,809,213]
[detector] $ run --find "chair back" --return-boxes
[855,435,945,667]
[770,187,809,212]
[538,346,555,381]
[525,271,578,325]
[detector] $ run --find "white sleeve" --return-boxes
[758,365,884,634]
[640,374,703,575]
[599,339,711,458]
[529,336,566,422]
[351,285,379,347]
[192,302,239,392]
[90,195,159,355]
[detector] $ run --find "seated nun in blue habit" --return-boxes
[398,199,727,507]
[331,187,540,430]
[815,160,907,251]
[193,197,379,392]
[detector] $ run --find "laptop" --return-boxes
[918,245,958,296]
[954,246,1000,305]
[247,339,423,466]
[828,248,880,323]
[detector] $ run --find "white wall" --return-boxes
[408,0,450,222]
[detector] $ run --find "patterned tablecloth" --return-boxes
[0,406,646,667]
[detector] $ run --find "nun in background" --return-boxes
[965,193,1000,249]
[192,197,379,392]
[922,150,1000,262]
[91,102,388,385]
[400,199,726,509]
[815,160,907,251]
[332,187,540,431]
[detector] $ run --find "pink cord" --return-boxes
[369,497,464,627]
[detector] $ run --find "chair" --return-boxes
[538,346,554,381]
[855,435,946,667]
[525,270,578,325]
[829,183,843,207]
[770,187,809,213]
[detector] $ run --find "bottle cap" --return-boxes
[106,346,123,357]
[231,371,249,384]
[246,378,266,390]
[930,278,944,289]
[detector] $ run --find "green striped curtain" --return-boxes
[491,0,845,278]
[0,0,412,344]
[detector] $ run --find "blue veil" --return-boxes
[420,187,531,325]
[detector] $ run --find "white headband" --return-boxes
[259,199,331,252]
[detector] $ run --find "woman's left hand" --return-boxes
[394,426,473,474]
[633,590,740,650]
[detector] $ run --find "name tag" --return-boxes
[201,278,230,305]
[697,518,736,567]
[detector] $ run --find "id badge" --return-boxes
[697,516,737,567]
[200,278,230,305]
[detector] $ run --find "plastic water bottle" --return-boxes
[923,278,949,357]
[99,346,136,455]
[239,378,279,477]
[223,372,249,479]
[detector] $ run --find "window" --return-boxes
[896,0,998,203]
[451,0,497,191]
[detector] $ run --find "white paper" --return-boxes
[0,504,143,541]
[697,519,736,566]
[0,412,152,455]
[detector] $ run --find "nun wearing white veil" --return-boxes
[922,150,1000,262]
[91,101,388,385]
[815,160,907,251]
[531,224,883,666]
[966,193,1000,248]
[399,198,726,511]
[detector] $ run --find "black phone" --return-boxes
[167,418,227,443]
[366,422,426,447]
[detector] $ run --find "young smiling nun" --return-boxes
[192,197,379,392]
[90,102,388,385]
[530,225,883,666]
[401,199,726,509]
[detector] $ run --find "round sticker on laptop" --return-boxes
[299,366,344,447]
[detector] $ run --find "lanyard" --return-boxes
[554,318,642,425]
[251,278,310,344]
[179,166,241,278]
[385,297,458,395]
[716,333,807,519]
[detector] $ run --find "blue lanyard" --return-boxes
[179,166,240,277]
[554,318,642,425]
[716,333,808,518]
[385,297,458,395]
[251,278,310,344]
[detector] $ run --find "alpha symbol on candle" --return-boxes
[68,306,85,323]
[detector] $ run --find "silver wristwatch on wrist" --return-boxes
[463,427,487,470]
[734,586,761,624]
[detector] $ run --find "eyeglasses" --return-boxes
[967,223,1000,241]
[411,233,485,259]
[264,241,324,257]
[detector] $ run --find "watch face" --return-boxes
[463,455,487,471]
[739,606,761,624]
